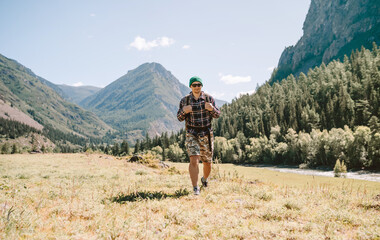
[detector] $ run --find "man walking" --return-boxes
[177,76,220,195]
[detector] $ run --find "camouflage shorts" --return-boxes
[185,132,214,163]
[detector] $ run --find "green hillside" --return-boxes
[0,53,112,140]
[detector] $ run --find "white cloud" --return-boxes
[90,13,96,17]
[182,45,190,49]
[237,90,255,98]
[71,82,84,87]
[219,73,252,85]
[129,36,175,51]
[130,36,157,50]
[159,37,174,47]
[267,66,275,71]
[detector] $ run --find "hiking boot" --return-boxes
[201,177,208,188]
[193,186,200,195]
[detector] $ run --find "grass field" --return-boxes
[1,153,379,239]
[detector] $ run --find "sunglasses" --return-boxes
[191,83,202,87]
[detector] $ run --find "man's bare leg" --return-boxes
[189,155,200,187]
[203,162,212,180]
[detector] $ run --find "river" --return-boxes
[260,166,380,182]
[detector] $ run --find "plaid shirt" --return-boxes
[177,91,220,137]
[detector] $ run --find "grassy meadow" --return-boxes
[0,153,379,239]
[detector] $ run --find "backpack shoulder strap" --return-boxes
[185,94,191,106]
[204,93,211,103]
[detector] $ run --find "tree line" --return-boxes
[83,131,186,162]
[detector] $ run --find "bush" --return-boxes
[167,143,185,162]
[1,143,10,154]
[334,159,347,177]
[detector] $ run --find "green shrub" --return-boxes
[334,159,347,177]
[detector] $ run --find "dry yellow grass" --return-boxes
[1,153,379,239]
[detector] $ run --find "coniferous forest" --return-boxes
[127,44,380,170]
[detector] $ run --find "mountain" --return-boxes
[38,78,102,105]
[57,84,101,105]
[214,98,227,108]
[0,53,112,140]
[270,0,380,84]
[81,62,190,140]
[38,77,67,98]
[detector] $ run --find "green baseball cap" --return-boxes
[189,76,203,87]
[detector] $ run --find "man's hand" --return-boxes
[205,102,214,111]
[183,105,192,114]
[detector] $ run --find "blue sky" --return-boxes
[0,0,310,102]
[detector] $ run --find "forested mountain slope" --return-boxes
[216,45,379,139]
[0,53,112,140]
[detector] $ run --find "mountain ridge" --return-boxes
[57,84,101,105]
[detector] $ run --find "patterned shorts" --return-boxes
[185,132,214,163]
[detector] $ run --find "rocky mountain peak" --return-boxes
[270,0,379,84]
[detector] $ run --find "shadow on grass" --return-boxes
[358,203,380,211]
[110,188,190,203]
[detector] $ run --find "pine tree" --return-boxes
[372,42,379,57]
[1,143,8,154]
[112,143,120,156]
[121,140,130,155]
[145,133,151,149]
[104,145,110,155]
[134,139,140,154]
[162,146,166,161]
[11,144,18,154]
[41,145,46,153]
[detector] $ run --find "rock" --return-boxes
[159,161,170,169]
[374,194,380,201]
[30,150,42,154]
[129,155,144,163]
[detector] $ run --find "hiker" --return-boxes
[177,76,220,195]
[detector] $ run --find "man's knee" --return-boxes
[203,161,212,167]
[189,155,200,167]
